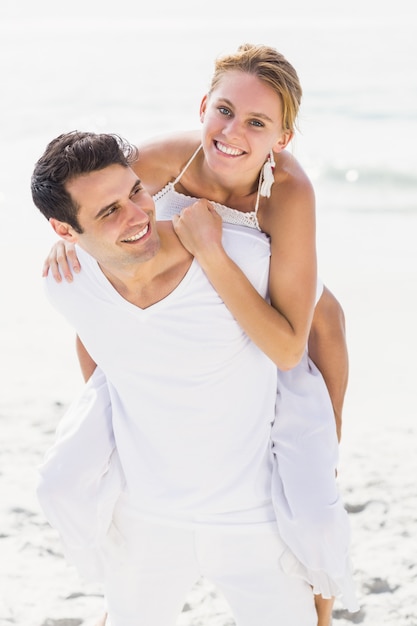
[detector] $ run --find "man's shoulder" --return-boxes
[44,246,95,296]
[157,220,193,262]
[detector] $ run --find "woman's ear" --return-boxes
[273,130,293,153]
[49,218,79,242]
[199,94,208,123]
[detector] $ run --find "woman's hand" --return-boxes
[42,240,81,283]
[172,199,223,262]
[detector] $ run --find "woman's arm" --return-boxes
[76,335,97,382]
[172,187,317,371]
[267,154,348,436]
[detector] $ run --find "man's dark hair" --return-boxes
[31,131,139,232]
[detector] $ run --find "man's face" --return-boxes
[61,164,161,272]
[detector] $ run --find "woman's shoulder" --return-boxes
[137,128,200,152]
[272,150,315,204]
[274,150,312,187]
[260,151,315,234]
[133,130,201,194]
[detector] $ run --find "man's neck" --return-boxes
[100,222,193,310]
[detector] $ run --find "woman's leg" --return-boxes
[315,594,335,626]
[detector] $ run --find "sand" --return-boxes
[1,206,416,626]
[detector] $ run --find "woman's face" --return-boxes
[200,70,291,179]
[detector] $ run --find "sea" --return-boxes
[1,0,416,225]
[0,0,416,397]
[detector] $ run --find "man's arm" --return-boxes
[308,287,348,442]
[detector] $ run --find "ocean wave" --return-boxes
[310,165,417,188]
[307,164,417,213]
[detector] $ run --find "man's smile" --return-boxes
[121,224,149,243]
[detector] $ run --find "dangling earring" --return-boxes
[260,150,275,198]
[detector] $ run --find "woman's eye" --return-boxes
[250,119,264,128]
[218,106,231,116]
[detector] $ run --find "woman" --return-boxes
[45,44,357,623]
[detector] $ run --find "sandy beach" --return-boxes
[1,204,416,626]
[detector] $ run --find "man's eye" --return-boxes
[131,186,142,198]
[104,206,118,218]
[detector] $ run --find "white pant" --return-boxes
[102,501,316,626]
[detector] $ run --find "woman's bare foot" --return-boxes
[314,594,334,626]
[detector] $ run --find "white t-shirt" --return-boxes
[46,224,278,529]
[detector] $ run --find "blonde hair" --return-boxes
[209,43,302,133]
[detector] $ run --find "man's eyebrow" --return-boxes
[216,97,274,124]
[94,179,142,219]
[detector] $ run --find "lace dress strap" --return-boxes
[173,144,203,185]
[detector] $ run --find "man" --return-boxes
[32,131,317,626]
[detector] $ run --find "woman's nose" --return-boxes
[223,116,243,139]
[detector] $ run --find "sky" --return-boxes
[1,0,415,22]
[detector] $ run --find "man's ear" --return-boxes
[273,130,293,153]
[199,94,208,123]
[49,218,79,242]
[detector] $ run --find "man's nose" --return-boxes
[127,199,150,221]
